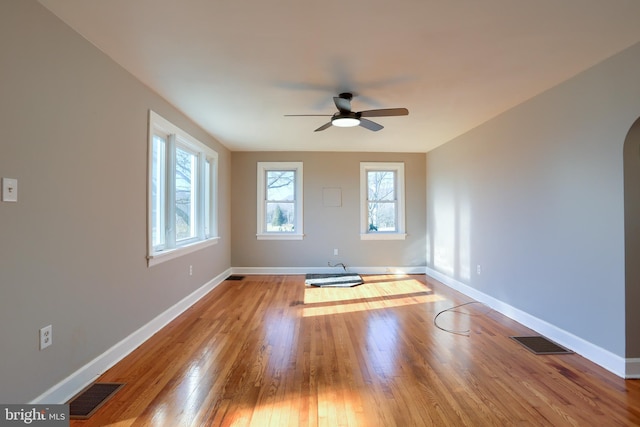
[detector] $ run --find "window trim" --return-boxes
[256,161,304,240]
[360,162,406,240]
[147,110,219,266]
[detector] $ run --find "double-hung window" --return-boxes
[148,111,219,265]
[256,162,303,240]
[360,162,406,240]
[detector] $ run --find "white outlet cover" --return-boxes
[2,178,18,202]
[40,325,52,350]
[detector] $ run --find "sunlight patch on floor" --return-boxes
[105,419,136,427]
[302,277,445,317]
[244,386,370,426]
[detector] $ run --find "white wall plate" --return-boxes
[2,178,17,202]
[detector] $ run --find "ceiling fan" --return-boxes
[285,93,409,132]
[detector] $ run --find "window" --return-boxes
[257,162,303,240]
[360,162,406,240]
[148,111,219,265]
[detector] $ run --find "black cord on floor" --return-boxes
[433,301,486,336]
[327,262,347,271]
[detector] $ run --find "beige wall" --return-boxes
[231,152,426,270]
[0,1,231,402]
[426,42,640,358]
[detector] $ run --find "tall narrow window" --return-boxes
[257,162,303,240]
[367,169,397,232]
[150,134,166,250]
[148,111,219,265]
[203,159,212,238]
[175,146,197,242]
[360,162,406,240]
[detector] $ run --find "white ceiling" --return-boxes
[39,0,640,153]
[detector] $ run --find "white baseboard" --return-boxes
[31,268,232,404]
[231,266,426,275]
[425,267,631,379]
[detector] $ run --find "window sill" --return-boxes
[256,233,304,241]
[148,237,220,267]
[360,233,407,241]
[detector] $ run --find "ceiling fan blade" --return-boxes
[333,96,352,113]
[359,108,409,118]
[314,122,333,132]
[359,118,383,132]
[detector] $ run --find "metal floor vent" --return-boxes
[226,275,245,281]
[511,336,574,355]
[68,382,124,419]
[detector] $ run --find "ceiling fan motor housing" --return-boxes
[332,111,360,127]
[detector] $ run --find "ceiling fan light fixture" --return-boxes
[332,117,360,127]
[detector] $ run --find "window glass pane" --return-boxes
[266,171,295,201]
[266,202,295,232]
[151,135,166,248]
[368,171,395,201]
[204,159,211,237]
[368,201,397,232]
[176,147,197,241]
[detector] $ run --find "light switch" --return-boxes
[2,178,18,202]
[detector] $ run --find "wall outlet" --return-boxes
[40,325,52,350]
[189,265,193,276]
[333,249,338,256]
[476,264,482,275]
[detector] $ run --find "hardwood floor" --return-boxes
[70,274,640,426]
